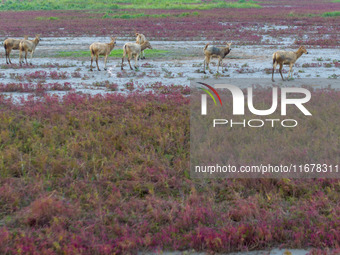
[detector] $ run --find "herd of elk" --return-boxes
[2,33,309,81]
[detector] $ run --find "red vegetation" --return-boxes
[0,0,339,46]
[0,91,339,254]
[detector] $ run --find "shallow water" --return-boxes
[1,40,339,100]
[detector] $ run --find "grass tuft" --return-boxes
[35,16,60,20]
[322,11,340,17]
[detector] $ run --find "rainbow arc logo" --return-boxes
[198,82,222,106]
[198,82,312,117]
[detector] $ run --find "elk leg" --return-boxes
[279,64,284,81]
[30,51,34,65]
[134,55,138,70]
[287,64,293,80]
[207,56,212,74]
[96,54,100,71]
[272,62,277,82]
[127,57,133,70]
[8,49,12,64]
[104,55,108,71]
[24,50,28,65]
[90,53,94,71]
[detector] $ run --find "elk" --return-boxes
[121,41,152,70]
[135,32,147,59]
[89,36,117,71]
[4,35,28,64]
[203,42,232,74]
[272,46,309,82]
[19,34,41,66]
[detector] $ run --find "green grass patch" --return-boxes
[55,49,169,58]
[322,11,340,17]
[35,16,60,20]
[102,11,199,19]
[288,13,318,17]
[116,0,261,10]
[0,0,261,11]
